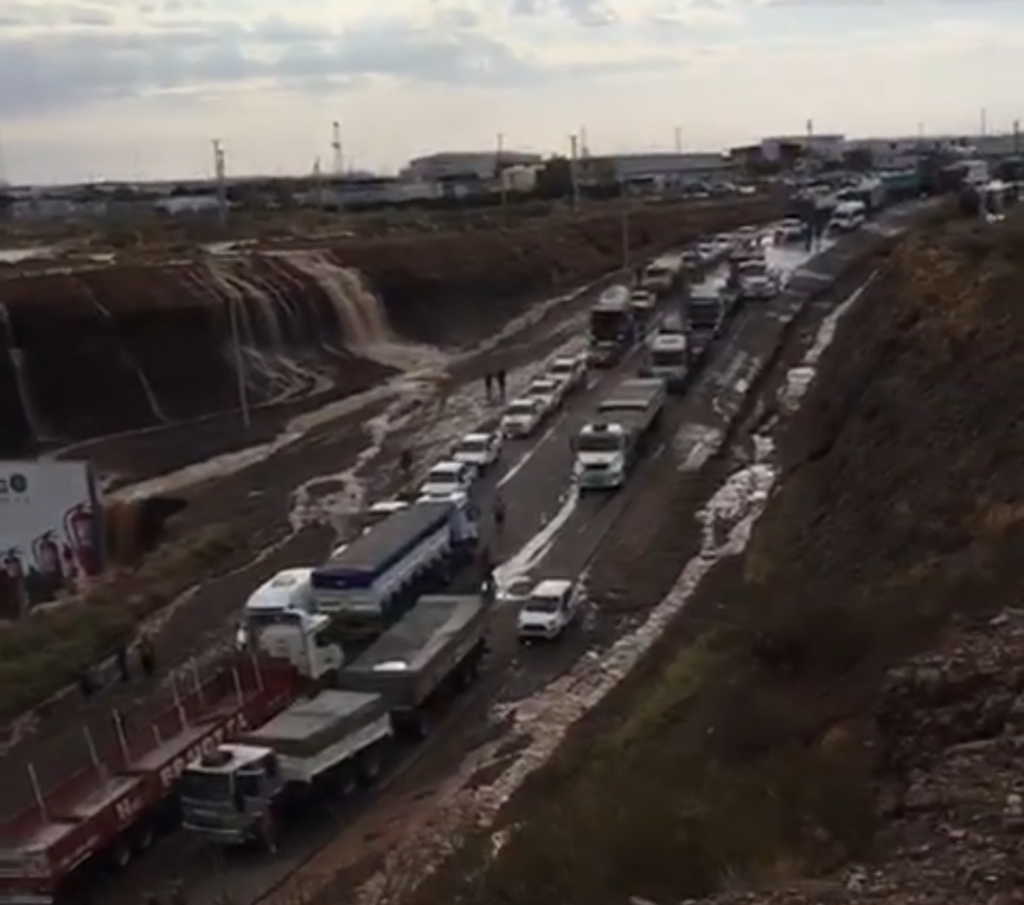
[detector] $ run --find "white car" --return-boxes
[524,377,563,414]
[419,460,475,499]
[516,578,581,642]
[500,397,544,438]
[736,259,779,301]
[776,217,806,243]
[696,241,718,262]
[452,431,503,473]
[547,354,587,392]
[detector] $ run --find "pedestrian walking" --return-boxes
[399,447,414,483]
[484,372,493,401]
[139,634,156,679]
[77,667,95,700]
[497,369,507,400]
[114,641,130,683]
[493,494,506,534]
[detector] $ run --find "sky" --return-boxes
[0,0,1021,184]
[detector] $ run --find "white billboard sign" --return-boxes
[0,460,104,615]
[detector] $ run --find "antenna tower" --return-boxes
[331,121,343,174]
[212,139,227,229]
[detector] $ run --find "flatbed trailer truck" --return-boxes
[573,377,666,490]
[178,594,491,848]
[0,655,305,904]
[686,290,726,362]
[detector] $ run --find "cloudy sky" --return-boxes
[0,0,1020,183]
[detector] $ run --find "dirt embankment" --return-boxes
[0,199,779,456]
[417,210,1024,905]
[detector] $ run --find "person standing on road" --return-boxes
[497,369,507,400]
[77,667,95,699]
[493,493,506,535]
[484,372,494,401]
[139,634,156,679]
[399,447,414,484]
[114,640,130,683]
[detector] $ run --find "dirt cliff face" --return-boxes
[0,199,777,456]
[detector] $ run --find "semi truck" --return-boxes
[0,655,306,905]
[588,286,636,367]
[686,287,726,362]
[573,377,666,490]
[178,594,491,848]
[642,333,690,392]
[309,495,478,640]
[639,254,683,297]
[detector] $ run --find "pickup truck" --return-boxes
[517,579,581,642]
[573,377,666,490]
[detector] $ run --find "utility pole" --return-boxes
[331,121,343,174]
[213,138,250,429]
[569,133,580,210]
[497,132,506,225]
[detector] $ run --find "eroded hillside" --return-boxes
[0,198,776,455]
[416,210,1024,905]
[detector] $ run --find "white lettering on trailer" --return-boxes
[158,712,250,787]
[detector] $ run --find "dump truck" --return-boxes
[588,286,636,367]
[573,377,666,490]
[178,594,491,849]
[309,496,478,640]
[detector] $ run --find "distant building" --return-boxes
[580,152,733,187]
[400,151,542,182]
[760,134,846,163]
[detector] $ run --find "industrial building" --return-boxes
[578,152,734,187]
[400,151,543,182]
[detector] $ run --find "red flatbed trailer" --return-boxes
[0,656,301,904]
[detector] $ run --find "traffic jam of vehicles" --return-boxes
[0,218,802,905]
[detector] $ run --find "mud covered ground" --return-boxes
[0,197,778,465]
[390,204,1024,905]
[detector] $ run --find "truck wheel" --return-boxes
[359,750,382,786]
[110,838,132,870]
[132,824,155,854]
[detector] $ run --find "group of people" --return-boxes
[77,634,157,699]
[484,370,508,401]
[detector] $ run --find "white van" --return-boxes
[516,579,580,642]
[829,201,866,232]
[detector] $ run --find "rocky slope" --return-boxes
[425,208,1024,905]
[0,199,777,455]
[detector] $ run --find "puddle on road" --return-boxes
[494,487,579,595]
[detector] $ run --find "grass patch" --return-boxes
[0,522,236,719]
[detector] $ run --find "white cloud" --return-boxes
[0,0,1020,183]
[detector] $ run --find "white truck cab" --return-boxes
[237,568,318,650]
[517,579,580,642]
[419,460,474,499]
[573,422,628,486]
[250,609,344,678]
